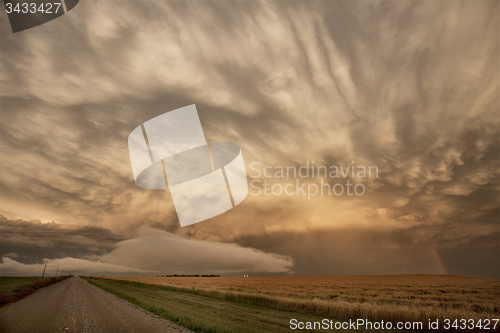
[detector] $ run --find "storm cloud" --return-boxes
[0,223,294,276]
[0,1,498,277]
[0,215,124,264]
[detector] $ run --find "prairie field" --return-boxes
[87,277,375,333]
[0,276,71,306]
[106,275,500,331]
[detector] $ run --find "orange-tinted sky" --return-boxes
[0,0,498,278]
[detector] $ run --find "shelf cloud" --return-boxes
[0,220,293,276]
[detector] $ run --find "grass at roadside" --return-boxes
[0,276,72,306]
[84,277,404,333]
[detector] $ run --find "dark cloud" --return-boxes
[0,1,498,277]
[0,224,294,276]
[0,215,124,264]
[233,229,500,279]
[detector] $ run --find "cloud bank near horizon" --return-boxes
[0,223,294,276]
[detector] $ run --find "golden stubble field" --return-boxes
[107,275,499,328]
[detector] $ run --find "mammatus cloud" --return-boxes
[0,1,498,277]
[0,221,293,276]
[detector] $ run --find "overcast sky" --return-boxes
[0,0,498,278]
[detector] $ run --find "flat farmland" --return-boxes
[0,276,70,306]
[106,275,500,330]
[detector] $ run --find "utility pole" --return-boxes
[55,267,59,277]
[41,262,47,278]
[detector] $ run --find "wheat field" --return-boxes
[107,275,499,331]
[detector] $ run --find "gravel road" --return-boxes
[0,276,193,333]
